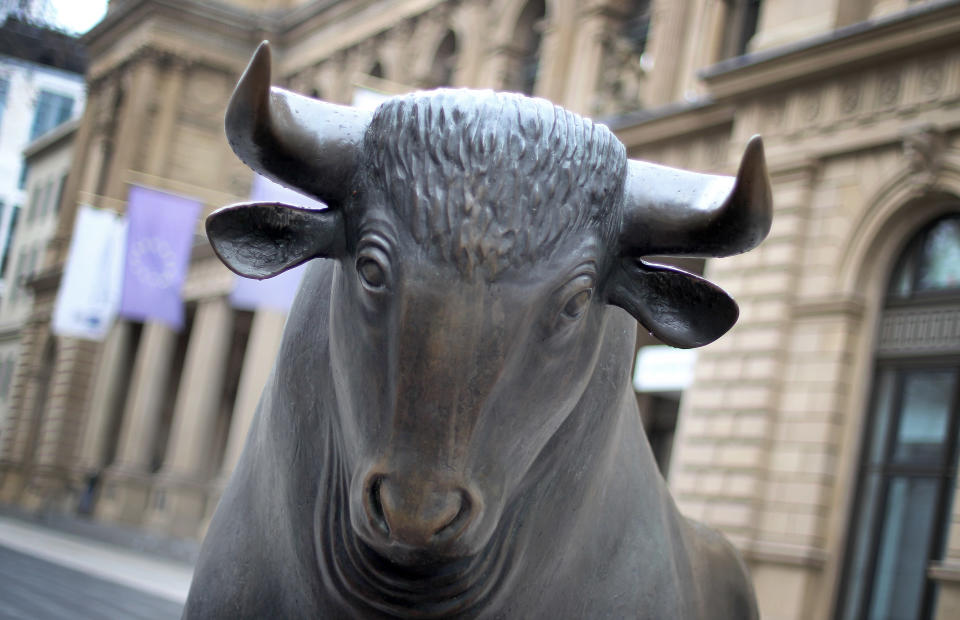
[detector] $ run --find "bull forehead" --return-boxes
[360,90,626,279]
[352,204,606,287]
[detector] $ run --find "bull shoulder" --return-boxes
[681,518,759,620]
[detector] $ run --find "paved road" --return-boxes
[0,516,192,619]
[0,545,184,619]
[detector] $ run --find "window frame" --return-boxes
[836,212,960,620]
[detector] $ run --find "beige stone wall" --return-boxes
[653,3,960,615]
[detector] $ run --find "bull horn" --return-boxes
[619,136,773,258]
[226,41,373,208]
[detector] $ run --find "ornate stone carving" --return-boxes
[592,29,646,116]
[902,123,944,185]
[877,72,901,108]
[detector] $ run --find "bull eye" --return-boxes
[562,289,592,320]
[356,251,388,291]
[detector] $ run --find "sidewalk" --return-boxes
[0,516,193,603]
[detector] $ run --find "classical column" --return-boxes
[76,321,134,473]
[559,5,616,114]
[644,0,692,107]
[200,309,287,532]
[147,297,233,537]
[160,298,233,478]
[111,323,177,470]
[95,321,177,523]
[219,310,286,478]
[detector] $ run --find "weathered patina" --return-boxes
[185,41,771,618]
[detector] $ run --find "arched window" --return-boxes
[838,213,960,620]
[505,0,546,95]
[424,30,458,89]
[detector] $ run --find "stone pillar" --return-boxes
[219,310,286,478]
[200,309,287,533]
[644,0,692,107]
[147,298,233,537]
[76,321,134,473]
[0,323,48,502]
[96,322,177,524]
[559,5,615,114]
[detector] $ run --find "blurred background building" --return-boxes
[0,14,86,440]
[0,0,959,618]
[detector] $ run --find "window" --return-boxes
[505,0,546,95]
[837,214,960,620]
[0,77,9,128]
[8,249,24,303]
[40,179,54,218]
[52,174,66,215]
[27,181,44,223]
[0,205,20,277]
[719,0,763,58]
[0,355,14,400]
[29,90,74,141]
[17,162,28,190]
[624,0,652,57]
[424,30,458,89]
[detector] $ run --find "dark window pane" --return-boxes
[839,471,882,620]
[29,90,75,141]
[0,77,8,126]
[893,371,955,465]
[868,369,897,466]
[867,476,939,620]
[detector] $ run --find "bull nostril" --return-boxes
[365,475,390,536]
[432,489,473,542]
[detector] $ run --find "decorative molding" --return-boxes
[877,303,960,357]
[902,123,946,189]
[929,561,960,583]
[744,540,828,569]
[793,296,867,320]
[701,0,960,100]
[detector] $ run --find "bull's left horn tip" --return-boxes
[734,135,773,250]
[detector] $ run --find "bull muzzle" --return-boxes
[362,471,480,553]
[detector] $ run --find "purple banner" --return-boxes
[119,185,201,329]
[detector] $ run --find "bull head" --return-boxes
[209,42,771,349]
[207,42,773,568]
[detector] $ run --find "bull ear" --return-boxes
[608,259,738,349]
[206,202,344,279]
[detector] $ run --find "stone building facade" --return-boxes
[1,1,960,619]
[0,119,79,444]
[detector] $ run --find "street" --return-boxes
[0,517,191,619]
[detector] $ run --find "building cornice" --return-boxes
[278,0,445,76]
[608,99,735,150]
[23,119,80,161]
[83,0,270,84]
[700,0,960,100]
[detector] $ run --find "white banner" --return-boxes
[633,346,697,393]
[52,205,127,341]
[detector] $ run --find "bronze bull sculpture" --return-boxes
[185,42,771,618]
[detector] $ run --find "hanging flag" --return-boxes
[118,186,201,330]
[228,174,322,313]
[52,206,127,341]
